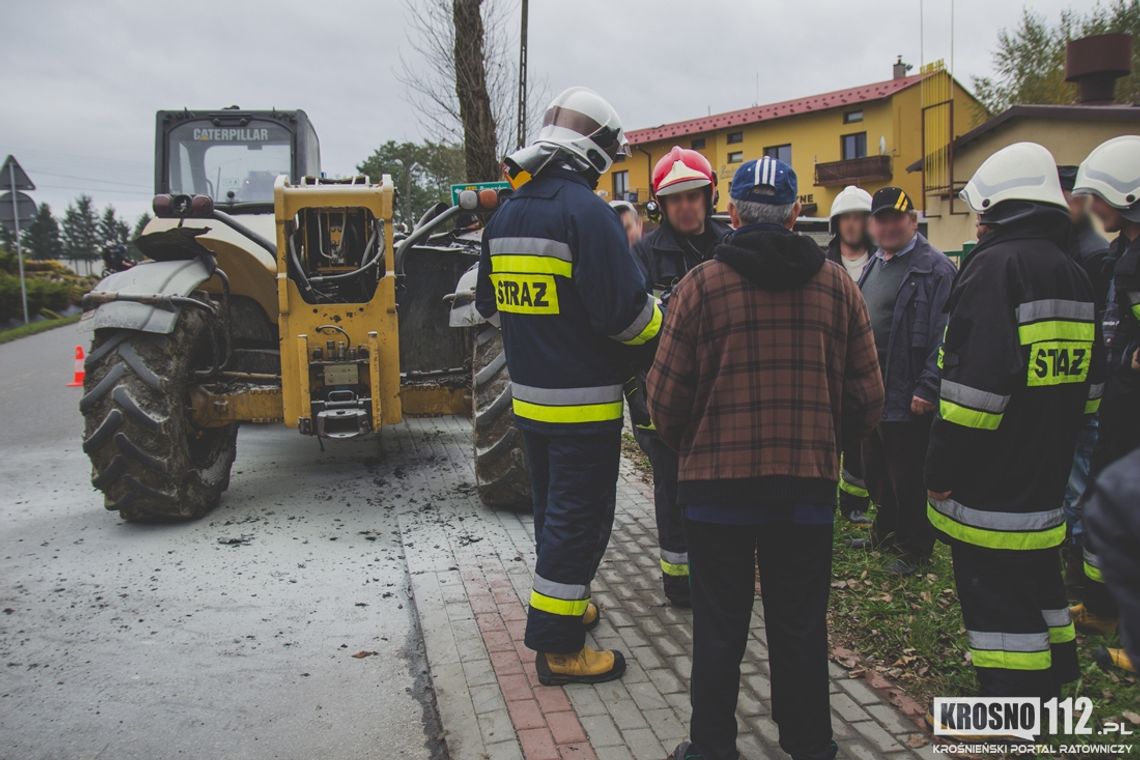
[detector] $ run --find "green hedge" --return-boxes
[0,272,72,323]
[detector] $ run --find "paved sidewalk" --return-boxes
[387,416,935,760]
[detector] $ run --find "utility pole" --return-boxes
[516,0,529,149]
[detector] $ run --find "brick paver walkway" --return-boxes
[387,416,937,760]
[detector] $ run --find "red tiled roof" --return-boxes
[626,73,926,145]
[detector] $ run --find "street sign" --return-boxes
[0,155,35,191]
[450,180,510,206]
[0,190,36,233]
[3,157,33,324]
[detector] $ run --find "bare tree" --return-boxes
[452,0,499,180]
[396,0,548,180]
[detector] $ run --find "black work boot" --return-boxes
[663,574,692,608]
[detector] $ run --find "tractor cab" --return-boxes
[155,108,320,212]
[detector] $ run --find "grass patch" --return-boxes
[619,445,1139,743]
[0,313,82,345]
[621,432,652,484]
[829,513,1139,744]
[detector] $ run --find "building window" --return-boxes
[843,109,864,124]
[691,137,707,150]
[727,131,744,144]
[727,150,743,163]
[841,132,867,160]
[612,170,629,199]
[764,144,792,164]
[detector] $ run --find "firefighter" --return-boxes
[1058,164,1113,596]
[475,86,661,685]
[626,145,731,607]
[609,200,643,247]
[1068,135,1140,666]
[1084,449,1140,675]
[925,142,1100,698]
[827,185,875,524]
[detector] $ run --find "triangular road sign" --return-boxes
[1,155,35,191]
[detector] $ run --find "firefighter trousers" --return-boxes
[1079,379,1139,619]
[521,428,620,654]
[863,419,935,561]
[949,542,1078,698]
[838,444,870,518]
[1081,536,1118,619]
[632,427,689,597]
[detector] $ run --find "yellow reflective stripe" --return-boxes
[491,254,572,277]
[1083,560,1104,583]
[1085,397,1102,414]
[636,421,657,431]
[927,503,1066,550]
[622,302,663,346]
[660,559,690,577]
[1018,320,1095,345]
[490,273,560,314]
[530,589,590,617]
[939,399,1003,430]
[839,479,869,498]
[512,398,623,424]
[1049,623,1076,644]
[1132,303,1140,320]
[969,648,1053,671]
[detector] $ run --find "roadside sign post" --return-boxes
[0,156,36,325]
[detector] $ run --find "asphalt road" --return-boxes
[0,323,443,760]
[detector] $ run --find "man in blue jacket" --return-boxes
[476,87,662,685]
[857,188,956,575]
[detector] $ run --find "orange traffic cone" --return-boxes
[66,345,85,387]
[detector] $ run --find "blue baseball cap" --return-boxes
[730,156,797,205]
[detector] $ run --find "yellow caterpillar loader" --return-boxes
[79,107,529,520]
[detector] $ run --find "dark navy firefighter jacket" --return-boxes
[475,167,663,435]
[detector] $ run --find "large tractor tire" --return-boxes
[472,324,531,510]
[81,309,238,522]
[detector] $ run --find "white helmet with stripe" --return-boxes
[534,87,631,174]
[1073,135,1140,223]
[960,142,1068,220]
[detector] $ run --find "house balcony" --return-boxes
[814,155,892,187]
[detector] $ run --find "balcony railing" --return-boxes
[814,155,892,187]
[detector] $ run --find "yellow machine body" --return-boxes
[273,175,403,437]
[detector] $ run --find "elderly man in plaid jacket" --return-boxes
[647,156,884,760]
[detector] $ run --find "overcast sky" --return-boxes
[0,0,1084,224]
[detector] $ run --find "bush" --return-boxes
[0,271,73,321]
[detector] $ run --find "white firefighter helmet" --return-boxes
[535,86,631,174]
[960,142,1068,217]
[1073,135,1140,223]
[503,87,631,188]
[829,185,873,219]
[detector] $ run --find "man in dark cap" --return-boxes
[648,155,884,760]
[857,187,956,575]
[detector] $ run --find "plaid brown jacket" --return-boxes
[646,227,884,506]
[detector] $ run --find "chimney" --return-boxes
[1065,33,1133,105]
[893,55,911,80]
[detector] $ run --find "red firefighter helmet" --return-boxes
[652,146,714,198]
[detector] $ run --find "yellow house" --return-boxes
[907,104,1140,252]
[609,61,981,220]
